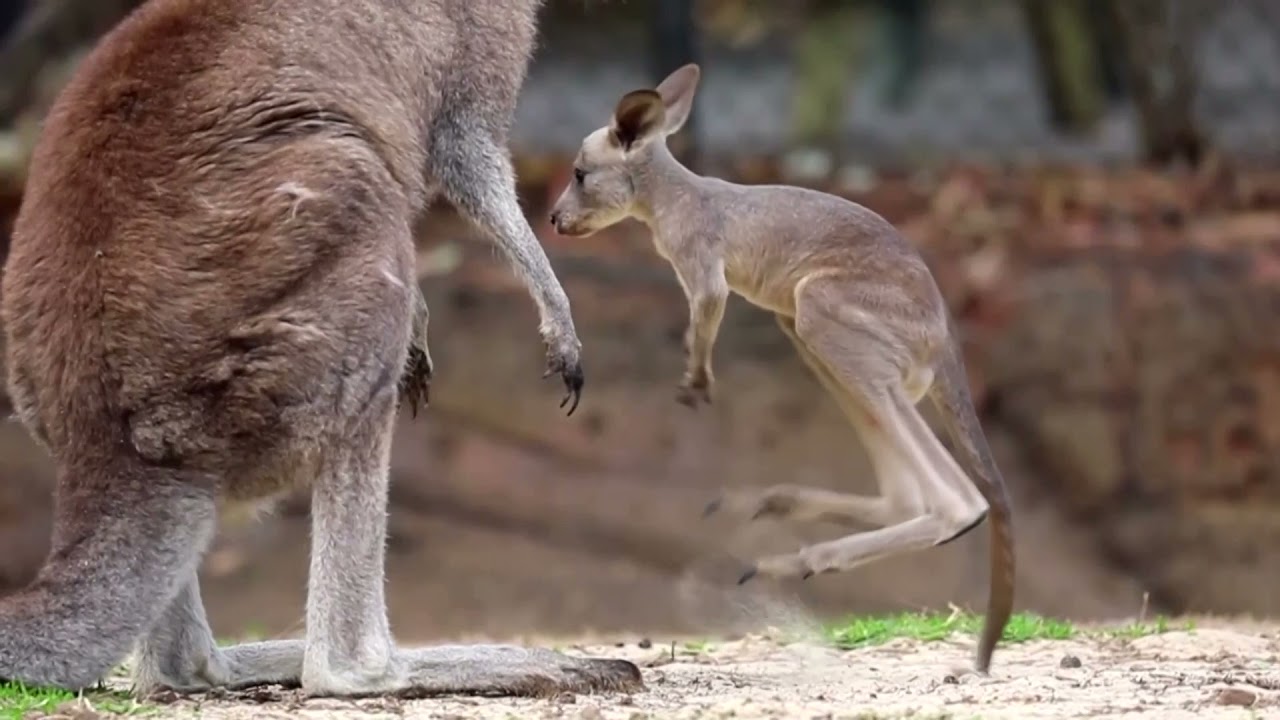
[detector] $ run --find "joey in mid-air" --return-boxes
[0,0,638,699]
[549,63,1016,675]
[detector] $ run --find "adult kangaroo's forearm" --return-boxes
[433,137,573,323]
[431,122,584,412]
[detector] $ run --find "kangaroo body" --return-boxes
[550,64,1015,674]
[0,0,628,696]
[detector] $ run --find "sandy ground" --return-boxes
[50,622,1277,720]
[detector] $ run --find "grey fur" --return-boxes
[549,64,1016,675]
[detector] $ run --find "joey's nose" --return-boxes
[548,210,561,227]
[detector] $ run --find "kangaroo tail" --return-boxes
[928,342,1015,675]
[0,461,214,690]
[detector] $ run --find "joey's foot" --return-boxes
[737,548,838,584]
[398,344,434,418]
[542,334,585,416]
[702,485,801,522]
[675,370,712,409]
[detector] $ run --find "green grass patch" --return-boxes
[1103,615,1195,638]
[824,610,1185,651]
[681,639,712,654]
[0,681,153,719]
[0,682,72,720]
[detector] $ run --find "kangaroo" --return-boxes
[0,0,640,698]
[548,64,1015,675]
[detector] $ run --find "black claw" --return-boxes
[545,360,584,416]
[702,498,722,518]
[562,363,584,416]
[737,566,758,585]
[801,569,815,581]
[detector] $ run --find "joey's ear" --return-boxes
[610,89,666,151]
[655,63,700,135]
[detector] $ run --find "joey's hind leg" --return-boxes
[743,305,987,582]
[705,314,911,530]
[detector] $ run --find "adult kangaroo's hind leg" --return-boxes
[132,573,308,694]
[299,382,641,698]
[0,460,218,691]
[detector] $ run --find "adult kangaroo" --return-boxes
[0,0,639,698]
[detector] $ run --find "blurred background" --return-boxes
[1,0,1279,643]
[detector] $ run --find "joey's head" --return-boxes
[549,63,701,237]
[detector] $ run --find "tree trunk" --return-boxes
[0,0,29,40]
[651,0,701,169]
[1020,0,1106,134]
[788,0,866,166]
[1107,0,1207,166]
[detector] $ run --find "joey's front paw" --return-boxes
[542,332,585,416]
[675,369,713,409]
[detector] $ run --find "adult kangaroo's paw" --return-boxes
[398,344,433,417]
[542,326,584,416]
[398,286,434,417]
[398,645,642,698]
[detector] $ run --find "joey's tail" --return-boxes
[929,342,1015,675]
[0,462,215,690]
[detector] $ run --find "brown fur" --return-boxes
[0,0,632,696]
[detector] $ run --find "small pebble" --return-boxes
[1060,654,1083,669]
[145,689,181,704]
[49,703,102,720]
[555,691,577,704]
[1213,687,1257,707]
[638,637,653,649]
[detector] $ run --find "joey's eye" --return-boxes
[573,168,586,185]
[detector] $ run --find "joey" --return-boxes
[550,64,1016,676]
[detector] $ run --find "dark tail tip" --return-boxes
[974,508,1015,674]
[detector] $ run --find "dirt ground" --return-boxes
[86,621,1277,720]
